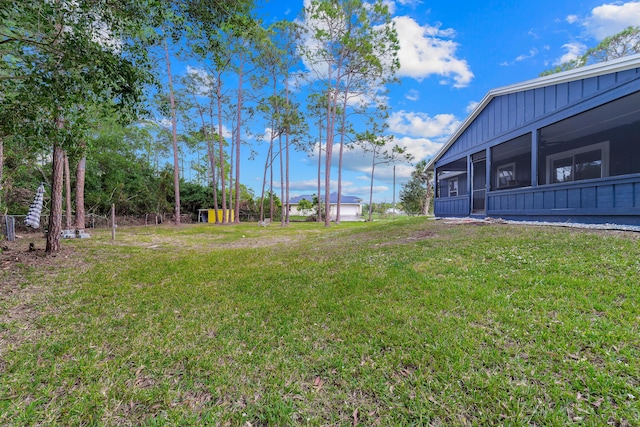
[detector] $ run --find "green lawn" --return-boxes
[1,218,639,426]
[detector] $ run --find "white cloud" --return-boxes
[288,179,386,198]
[297,0,398,93]
[288,179,330,192]
[397,0,423,7]
[388,110,460,138]
[186,65,210,80]
[405,89,420,101]
[185,66,214,95]
[566,14,579,24]
[393,16,474,87]
[381,0,396,14]
[393,136,444,163]
[318,135,445,169]
[259,127,278,142]
[554,42,587,65]
[306,138,418,179]
[158,118,172,129]
[584,1,640,40]
[465,101,479,114]
[501,48,541,66]
[515,48,539,62]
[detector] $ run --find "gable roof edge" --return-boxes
[426,53,640,172]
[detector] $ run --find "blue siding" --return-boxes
[439,68,640,165]
[544,86,555,114]
[556,83,569,108]
[534,88,545,118]
[584,76,598,96]
[486,174,640,225]
[435,64,640,225]
[599,73,616,90]
[568,80,582,103]
[434,196,469,217]
[618,68,638,84]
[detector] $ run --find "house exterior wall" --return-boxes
[290,203,362,218]
[487,174,640,224]
[439,68,640,166]
[338,204,361,217]
[434,63,640,225]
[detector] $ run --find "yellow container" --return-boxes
[207,209,234,223]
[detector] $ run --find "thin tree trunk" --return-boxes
[317,123,322,223]
[259,143,273,223]
[164,38,181,225]
[285,82,291,226]
[336,131,344,224]
[75,151,86,231]
[234,56,243,224]
[279,132,284,226]
[336,94,349,225]
[216,73,227,224]
[192,95,214,214]
[368,148,376,221]
[64,153,72,229]
[208,108,219,223]
[228,136,234,222]
[46,141,64,253]
[0,136,4,211]
[269,142,274,221]
[324,94,334,227]
[425,178,432,215]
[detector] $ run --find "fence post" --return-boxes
[4,215,16,242]
[111,204,116,240]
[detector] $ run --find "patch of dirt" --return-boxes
[1,236,74,287]
[376,228,447,247]
[0,236,79,361]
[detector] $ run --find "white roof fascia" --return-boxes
[426,53,640,171]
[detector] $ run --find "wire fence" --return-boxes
[1,213,193,241]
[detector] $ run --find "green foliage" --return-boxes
[179,181,215,219]
[296,198,314,215]
[399,174,426,215]
[84,135,161,216]
[0,1,156,147]
[540,26,640,76]
[400,160,432,215]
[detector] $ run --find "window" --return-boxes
[449,178,458,197]
[490,133,531,191]
[496,163,516,188]
[436,158,467,198]
[546,141,609,184]
[538,91,640,183]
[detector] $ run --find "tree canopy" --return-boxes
[1,0,412,251]
[540,26,640,76]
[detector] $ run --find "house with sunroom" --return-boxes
[427,53,640,225]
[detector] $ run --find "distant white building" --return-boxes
[289,192,363,220]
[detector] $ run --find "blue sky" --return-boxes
[171,0,640,204]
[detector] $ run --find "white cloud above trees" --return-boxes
[388,110,460,138]
[550,2,639,66]
[554,42,588,65]
[584,1,640,40]
[393,16,474,87]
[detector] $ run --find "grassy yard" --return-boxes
[1,218,639,426]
